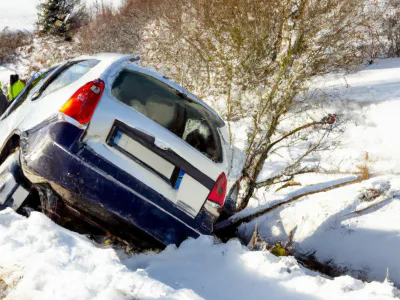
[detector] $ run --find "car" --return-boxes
[0,54,242,247]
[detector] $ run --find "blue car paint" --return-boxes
[19,119,216,246]
[173,170,186,190]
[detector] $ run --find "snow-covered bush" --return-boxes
[0,29,32,64]
[359,0,400,61]
[76,0,161,54]
[144,0,372,212]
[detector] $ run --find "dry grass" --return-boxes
[0,29,32,64]
[0,267,23,299]
[275,181,302,192]
[356,152,371,181]
[77,0,161,54]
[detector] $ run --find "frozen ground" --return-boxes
[239,175,400,285]
[313,58,400,174]
[0,208,398,300]
[234,58,400,287]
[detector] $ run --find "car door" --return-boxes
[82,64,227,217]
[0,68,57,152]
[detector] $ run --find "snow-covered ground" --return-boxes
[240,175,400,284]
[0,1,39,31]
[234,58,400,287]
[314,58,400,174]
[0,208,398,300]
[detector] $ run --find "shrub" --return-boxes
[77,0,162,54]
[0,29,32,64]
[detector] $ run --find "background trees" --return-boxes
[37,0,88,40]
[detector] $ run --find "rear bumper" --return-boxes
[20,117,216,246]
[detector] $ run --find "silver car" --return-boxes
[0,54,241,246]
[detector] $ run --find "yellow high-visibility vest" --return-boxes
[8,80,25,101]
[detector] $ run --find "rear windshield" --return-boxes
[39,59,100,99]
[112,70,223,162]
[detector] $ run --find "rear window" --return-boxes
[112,70,223,162]
[39,59,100,99]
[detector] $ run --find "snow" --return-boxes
[0,208,398,300]
[0,1,39,31]
[233,173,359,221]
[229,58,400,288]
[240,175,400,286]
[313,58,400,174]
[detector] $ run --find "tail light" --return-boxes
[205,172,227,215]
[59,79,105,125]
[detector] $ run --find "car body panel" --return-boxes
[83,62,228,217]
[0,53,244,246]
[19,118,215,245]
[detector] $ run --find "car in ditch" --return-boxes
[0,54,242,247]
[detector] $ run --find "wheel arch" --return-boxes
[0,132,21,165]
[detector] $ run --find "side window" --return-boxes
[39,59,100,99]
[112,70,222,162]
[182,103,220,162]
[1,69,53,119]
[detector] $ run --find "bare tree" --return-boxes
[144,0,369,212]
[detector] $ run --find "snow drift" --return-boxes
[0,208,398,300]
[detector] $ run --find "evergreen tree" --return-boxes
[37,0,88,40]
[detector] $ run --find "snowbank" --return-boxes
[0,208,397,300]
[240,175,400,287]
[232,58,400,286]
[313,58,400,174]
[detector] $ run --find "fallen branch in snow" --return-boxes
[343,194,400,219]
[215,174,367,239]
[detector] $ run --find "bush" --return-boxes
[77,0,162,54]
[0,29,32,64]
